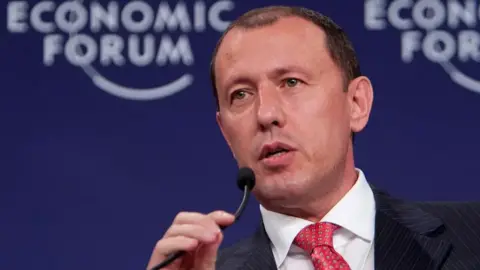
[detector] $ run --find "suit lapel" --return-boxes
[373,188,452,270]
[242,223,277,270]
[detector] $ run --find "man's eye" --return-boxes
[231,90,248,100]
[284,78,300,87]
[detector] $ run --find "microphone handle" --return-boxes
[149,186,251,270]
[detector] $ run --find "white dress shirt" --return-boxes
[259,169,376,270]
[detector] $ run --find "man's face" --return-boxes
[214,17,368,206]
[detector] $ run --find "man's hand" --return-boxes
[146,210,235,270]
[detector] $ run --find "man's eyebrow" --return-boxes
[222,65,312,91]
[267,65,311,78]
[224,75,254,91]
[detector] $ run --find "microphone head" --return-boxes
[236,167,256,191]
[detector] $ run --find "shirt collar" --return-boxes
[259,169,376,267]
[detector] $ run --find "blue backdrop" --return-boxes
[1,0,479,269]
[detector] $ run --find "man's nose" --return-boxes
[256,85,286,131]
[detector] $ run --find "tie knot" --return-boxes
[293,222,340,254]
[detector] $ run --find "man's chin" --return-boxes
[253,181,309,205]
[255,163,294,179]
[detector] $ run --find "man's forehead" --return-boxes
[215,16,327,65]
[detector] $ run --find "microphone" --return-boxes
[150,167,256,270]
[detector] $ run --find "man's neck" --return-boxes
[260,161,358,223]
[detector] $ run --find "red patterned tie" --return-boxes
[293,222,351,270]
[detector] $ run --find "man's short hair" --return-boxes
[209,5,362,110]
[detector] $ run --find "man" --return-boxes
[147,6,480,270]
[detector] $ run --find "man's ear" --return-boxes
[216,111,236,159]
[347,76,374,133]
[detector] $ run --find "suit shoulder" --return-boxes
[414,200,480,212]
[413,201,480,222]
[412,201,480,261]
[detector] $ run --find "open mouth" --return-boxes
[260,143,294,160]
[264,148,290,158]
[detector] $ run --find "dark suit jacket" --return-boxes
[216,188,480,270]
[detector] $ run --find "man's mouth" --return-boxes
[259,142,295,160]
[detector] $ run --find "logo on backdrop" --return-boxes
[364,0,480,94]
[6,0,234,100]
